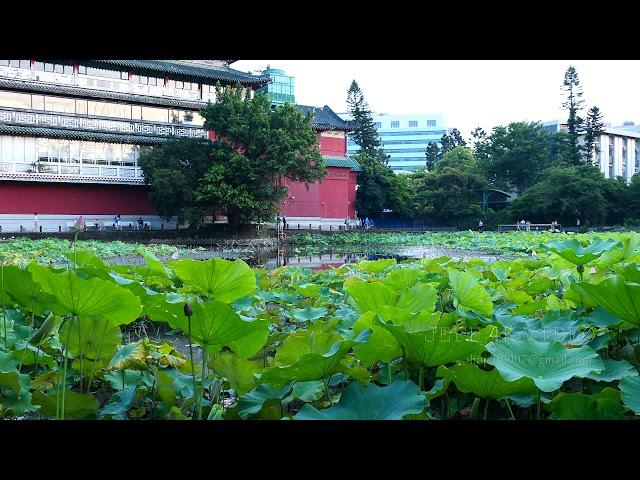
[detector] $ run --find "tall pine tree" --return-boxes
[346,80,381,158]
[583,106,606,165]
[561,66,585,166]
[425,142,440,170]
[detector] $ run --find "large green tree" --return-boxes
[436,146,477,172]
[561,66,585,166]
[139,84,324,228]
[425,142,440,171]
[414,166,486,227]
[583,106,606,165]
[346,80,381,157]
[476,121,553,193]
[507,165,626,225]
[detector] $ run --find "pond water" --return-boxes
[105,244,509,269]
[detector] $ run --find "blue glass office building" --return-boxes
[340,113,447,172]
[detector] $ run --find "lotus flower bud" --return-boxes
[184,303,193,317]
[576,265,585,273]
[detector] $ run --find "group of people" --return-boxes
[344,217,374,230]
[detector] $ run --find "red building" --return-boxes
[0,60,359,231]
[278,105,360,225]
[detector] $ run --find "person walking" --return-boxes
[33,212,39,232]
[478,219,483,232]
[526,220,531,232]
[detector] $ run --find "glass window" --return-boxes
[141,106,168,123]
[374,122,381,128]
[121,71,129,80]
[131,105,142,120]
[139,76,148,85]
[427,120,437,127]
[9,60,20,67]
[54,64,64,74]
[0,60,9,66]
[63,65,73,75]
[77,65,87,75]
[44,63,54,72]
[169,109,182,124]
[175,81,184,89]
[122,144,136,166]
[76,99,88,115]
[81,142,96,164]
[0,91,32,109]
[20,60,31,69]
[166,79,175,88]
[34,62,45,72]
[70,141,80,164]
[391,121,400,128]
[148,77,157,86]
[45,96,75,114]
[86,67,120,79]
[192,82,200,91]
[409,120,418,128]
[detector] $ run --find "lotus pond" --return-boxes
[1,232,640,420]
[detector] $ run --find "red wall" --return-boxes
[0,182,157,215]
[279,167,357,219]
[317,133,347,156]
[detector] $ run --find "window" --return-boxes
[141,106,168,123]
[427,120,437,127]
[148,77,157,86]
[175,81,184,89]
[374,122,381,128]
[44,63,54,73]
[0,60,9,66]
[78,66,87,75]
[54,64,64,74]
[63,65,73,75]
[34,62,44,72]
[76,99,88,115]
[121,71,129,80]
[166,79,175,89]
[9,60,20,68]
[45,96,76,114]
[86,67,120,79]
[609,135,615,163]
[409,120,418,128]
[391,121,400,128]
[20,60,31,69]
[0,91,32,109]
[636,141,640,171]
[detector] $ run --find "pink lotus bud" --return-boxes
[184,303,193,317]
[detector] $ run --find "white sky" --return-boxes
[233,60,640,140]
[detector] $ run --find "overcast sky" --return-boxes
[233,60,640,140]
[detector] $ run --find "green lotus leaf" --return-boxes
[383,269,420,291]
[273,319,342,366]
[283,380,326,404]
[142,252,173,280]
[377,320,485,368]
[584,359,638,382]
[619,375,640,414]
[0,370,30,395]
[582,307,624,328]
[33,389,98,419]
[486,338,604,392]
[99,386,138,418]
[573,276,640,327]
[542,238,621,266]
[64,250,110,271]
[107,341,148,371]
[294,380,426,420]
[170,258,256,302]
[29,263,142,326]
[396,283,438,313]
[289,306,328,323]
[172,300,268,358]
[345,280,399,314]
[29,313,62,346]
[104,370,143,391]
[209,352,263,395]
[436,362,537,399]
[547,387,627,419]
[2,265,59,316]
[261,330,369,387]
[448,270,493,317]
[353,258,397,273]
[237,383,293,419]
[293,283,323,298]
[353,312,402,367]
[59,316,122,360]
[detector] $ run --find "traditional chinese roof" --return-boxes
[322,155,362,172]
[0,78,204,109]
[79,60,270,86]
[297,105,354,131]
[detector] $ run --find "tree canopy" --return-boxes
[139,84,324,227]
